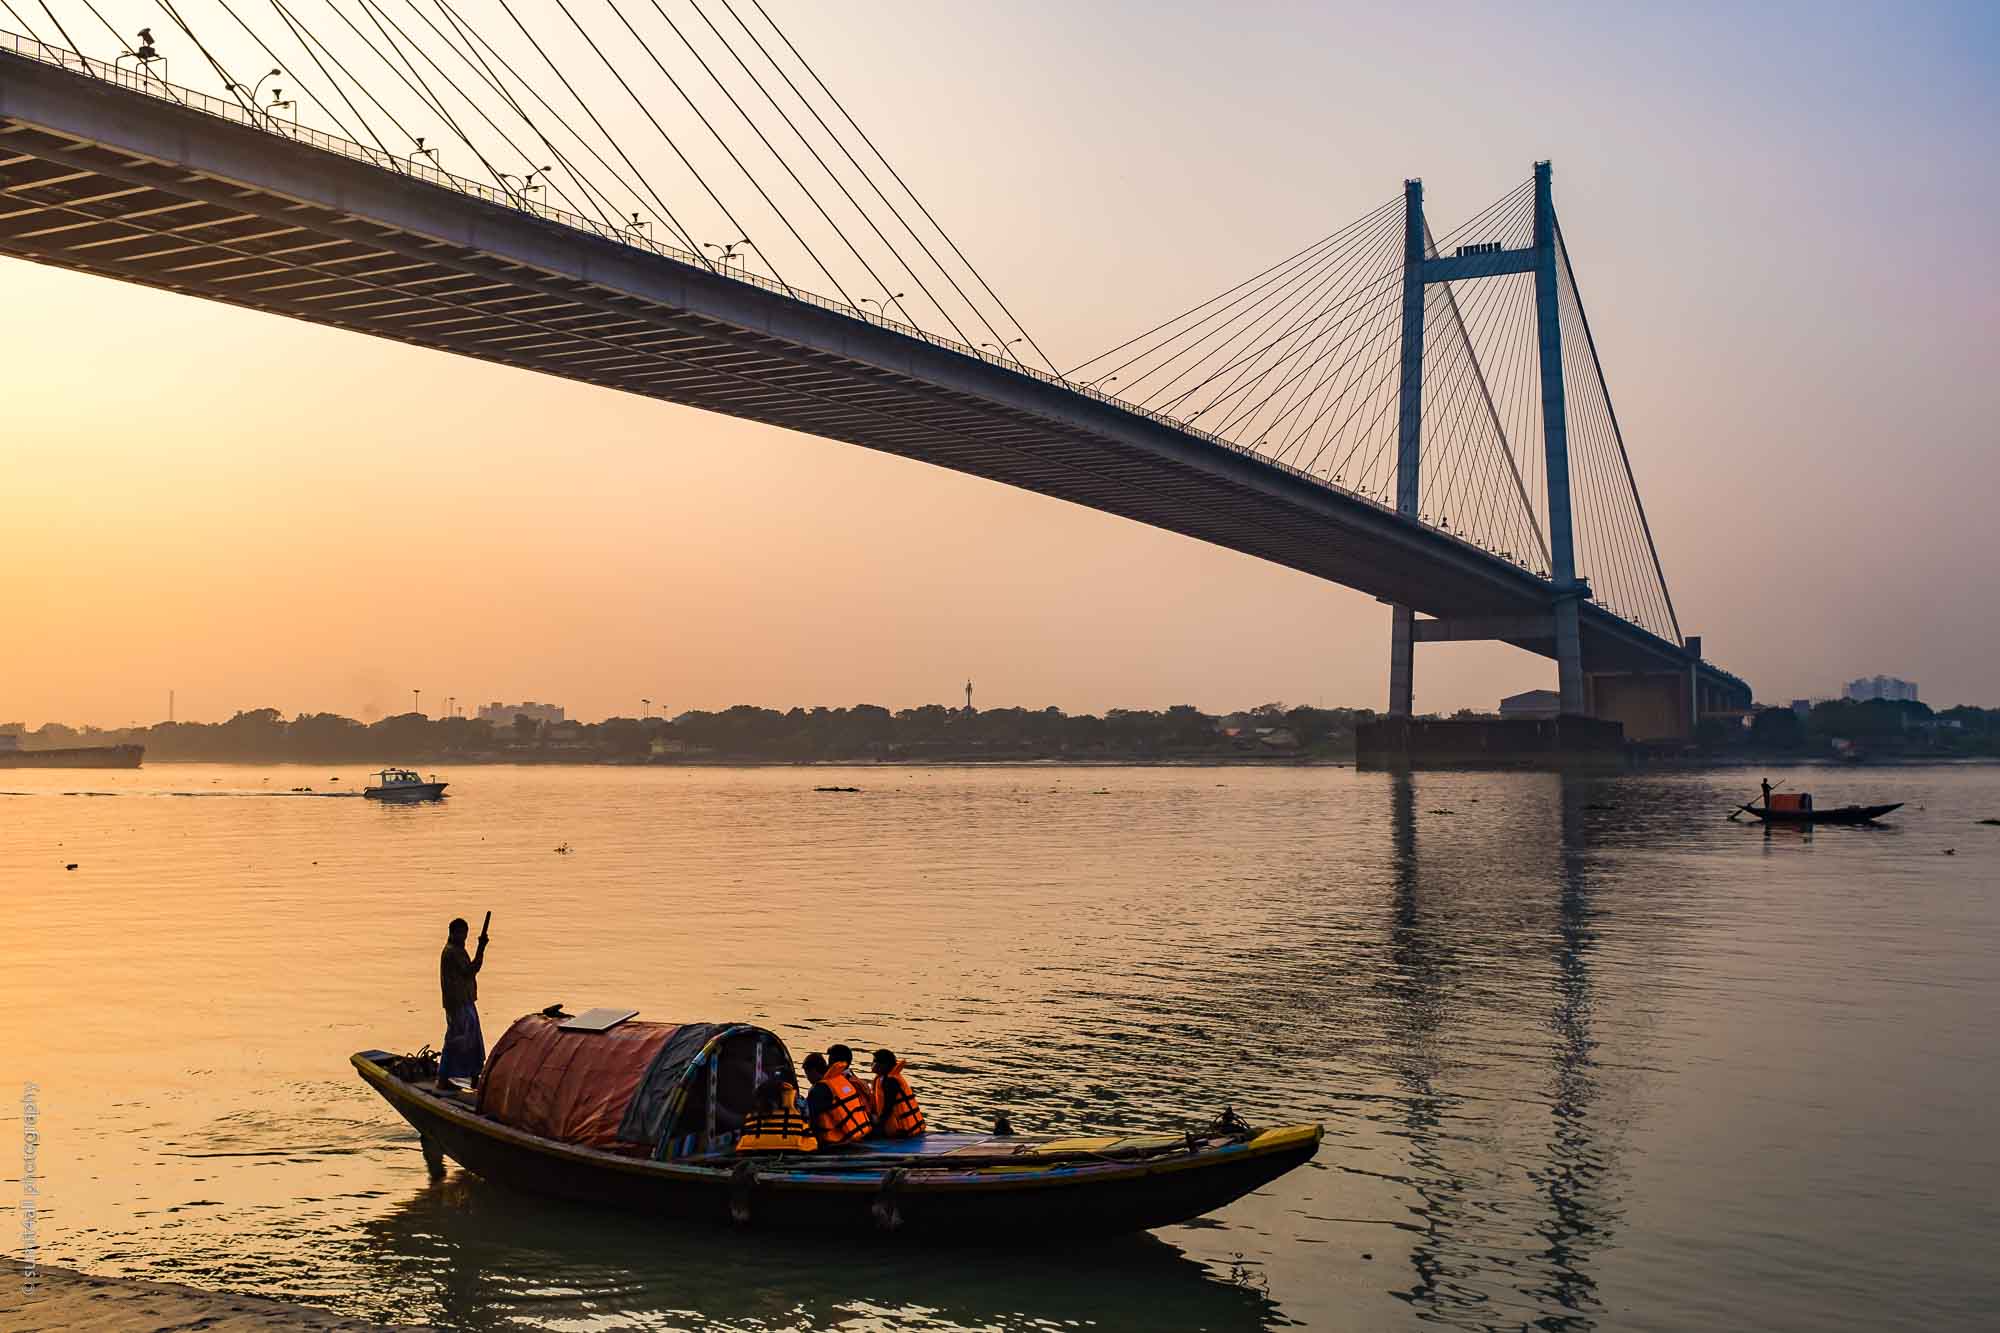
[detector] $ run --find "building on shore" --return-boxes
[1499,689,1562,720]
[478,700,566,724]
[1843,676,1918,703]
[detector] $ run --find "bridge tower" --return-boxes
[1389,160,1587,717]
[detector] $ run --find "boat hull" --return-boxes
[0,743,144,768]
[1748,802,1902,825]
[363,782,448,800]
[353,1052,1318,1240]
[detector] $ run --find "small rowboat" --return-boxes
[1743,801,1903,825]
[352,1013,1320,1240]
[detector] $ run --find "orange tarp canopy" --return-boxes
[478,1014,679,1150]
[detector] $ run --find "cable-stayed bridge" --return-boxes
[0,5,1748,738]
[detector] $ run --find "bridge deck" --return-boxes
[0,44,1747,706]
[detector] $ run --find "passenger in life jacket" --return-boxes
[804,1044,876,1145]
[736,1072,817,1153]
[868,1048,927,1139]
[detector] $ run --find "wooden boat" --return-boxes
[363,767,447,800]
[352,1013,1320,1240]
[1743,800,1903,825]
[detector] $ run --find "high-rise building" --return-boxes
[477,700,566,724]
[1842,675,1918,703]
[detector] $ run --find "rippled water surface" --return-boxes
[4,762,1997,1330]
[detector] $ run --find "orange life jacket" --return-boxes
[736,1083,817,1153]
[813,1062,875,1144]
[871,1062,926,1138]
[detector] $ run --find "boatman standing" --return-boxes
[438,915,488,1088]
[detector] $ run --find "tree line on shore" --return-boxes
[2,702,1374,762]
[6,696,1996,762]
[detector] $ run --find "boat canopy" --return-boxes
[478,1013,795,1157]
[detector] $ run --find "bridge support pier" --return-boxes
[1385,165,1592,719]
[1388,605,1415,717]
[1584,670,1690,741]
[1533,162,1588,716]
[1388,178,1426,717]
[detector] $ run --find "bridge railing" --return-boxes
[2,26,1719,650]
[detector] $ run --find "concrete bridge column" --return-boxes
[1533,161,1586,716]
[1388,605,1415,716]
[1388,178,1425,717]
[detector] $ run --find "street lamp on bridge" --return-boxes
[500,166,552,203]
[704,238,751,272]
[225,69,282,112]
[982,338,1023,361]
[860,293,905,321]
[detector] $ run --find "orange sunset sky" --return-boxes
[4,1,1995,725]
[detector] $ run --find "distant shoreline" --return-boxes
[29,753,2000,770]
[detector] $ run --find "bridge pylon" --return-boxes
[1388,160,1587,718]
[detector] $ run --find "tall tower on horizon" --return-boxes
[965,678,973,712]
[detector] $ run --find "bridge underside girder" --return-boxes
[0,51,1749,709]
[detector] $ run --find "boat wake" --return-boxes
[9,788,371,799]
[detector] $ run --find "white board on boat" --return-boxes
[558,1007,639,1032]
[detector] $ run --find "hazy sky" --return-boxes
[3,0,1995,725]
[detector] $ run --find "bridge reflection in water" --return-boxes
[1364,772,1630,1327]
[317,773,1681,1332]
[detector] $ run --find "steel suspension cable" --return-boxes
[1557,217,1680,639]
[1429,261,1535,548]
[154,0,261,118]
[2,2,49,43]
[1114,219,1395,407]
[328,0,503,183]
[1170,213,1408,429]
[543,0,822,296]
[492,0,724,271]
[1071,195,1400,377]
[1149,221,1411,417]
[262,0,398,158]
[31,0,83,61]
[73,0,128,53]
[388,0,628,232]
[743,0,1059,377]
[714,0,1033,363]
[1424,218,1545,562]
[1107,210,1394,391]
[598,0,884,313]
[1251,234,1410,456]
[210,0,370,147]
[431,0,706,257]
[667,0,973,345]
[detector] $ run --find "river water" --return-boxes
[3,762,1995,1330]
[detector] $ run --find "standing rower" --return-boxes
[438,914,488,1088]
